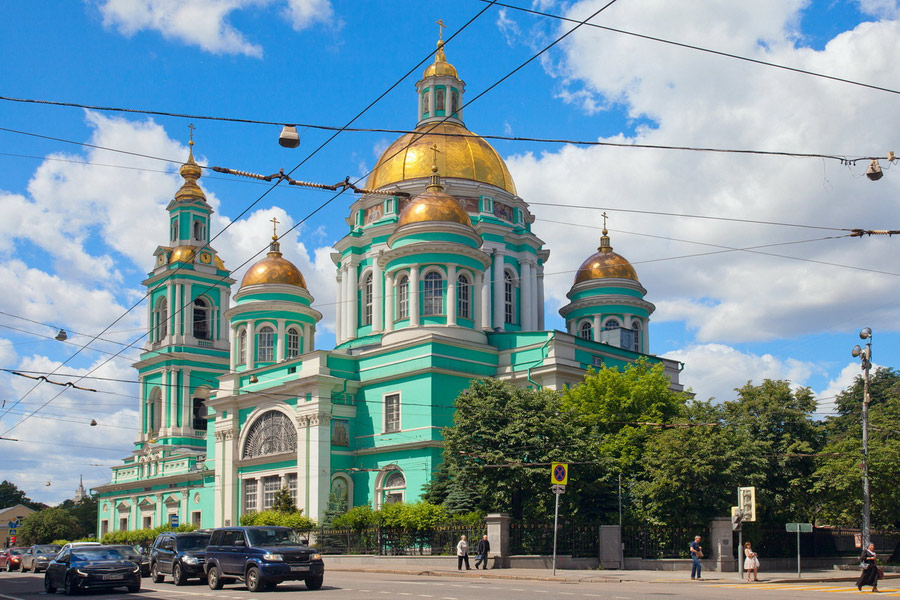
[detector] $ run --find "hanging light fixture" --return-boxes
[278,125,300,148]
[55,329,68,341]
[90,419,98,426]
[866,159,883,181]
[249,374,259,384]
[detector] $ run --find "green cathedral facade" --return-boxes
[95,40,683,535]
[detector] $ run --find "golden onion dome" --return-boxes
[574,229,639,283]
[240,238,307,289]
[398,188,472,227]
[423,41,459,78]
[367,122,516,194]
[175,143,206,202]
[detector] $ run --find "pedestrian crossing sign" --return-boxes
[551,462,568,485]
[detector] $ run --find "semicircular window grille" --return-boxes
[242,411,297,459]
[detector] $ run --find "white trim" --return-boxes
[382,391,401,433]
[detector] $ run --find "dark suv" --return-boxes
[150,531,211,585]
[204,526,324,592]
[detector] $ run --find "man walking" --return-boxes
[474,535,490,570]
[690,535,703,580]
[456,535,470,570]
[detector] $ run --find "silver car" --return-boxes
[21,544,62,573]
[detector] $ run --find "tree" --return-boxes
[272,487,298,513]
[17,508,81,544]
[0,480,43,511]
[57,496,99,539]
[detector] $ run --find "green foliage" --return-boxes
[328,502,482,531]
[331,504,377,530]
[18,508,81,544]
[0,480,44,511]
[240,510,316,531]
[99,523,197,547]
[271,487,298,513]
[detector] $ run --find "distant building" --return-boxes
[0,504,36,548]
[94,38,683,535]
[74,475,87,503]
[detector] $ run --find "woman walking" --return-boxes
[743,542,760,582]
[456,535,470,570]
[857,542,879,592]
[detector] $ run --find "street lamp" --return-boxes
[851,327,873,549]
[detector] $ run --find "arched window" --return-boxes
[580,321,593,340]
[193,297,211,340]
[257,326,274,362]
[241,411,297,459]
[436,88,445,111]
[397,275,409,320]
[238,329,247,364]
[154,297,168,341]
[287,327,301,359]
[422,91,429,116]
[148,387,162,435]
[451,90,459,114]
[603,318,620,331]
[457,274,470,319]
[423,271,443,316]
[376,468,406,508]
[193,219,206,241]
[170,218,178,242]
[192,391,209,431]
[504,271,516,324]
[363,273,373,326]
[631,321,641,352]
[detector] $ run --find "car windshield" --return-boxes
[72,548,126,561]
[112,546,139,558]
[9,549,24,556]
[245,528,305,547]
[35,545,60,554]
[177,535,210,551]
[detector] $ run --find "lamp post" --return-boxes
[851,327,873,549]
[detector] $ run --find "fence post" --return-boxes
[709,517,736,572]
[599,525,623,569]
[485,513,510,568]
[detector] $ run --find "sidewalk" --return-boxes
[329,565,896,585]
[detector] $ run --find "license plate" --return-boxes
[102,574,125,580]
[289,566,309,572]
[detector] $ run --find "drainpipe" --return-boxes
[526,336,553,389]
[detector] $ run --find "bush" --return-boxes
[240,510,316,531]
[100,523,197,547]
[331,505,376,530]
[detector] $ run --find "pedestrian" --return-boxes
[743,541,759,582]
[690,535,703,580]
[474,535,490,570]
[856,542,879,592]
[456,535,470,570]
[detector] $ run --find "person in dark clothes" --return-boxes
[857,542,879,592]
[690,535,703,580]
[474,535,490,570]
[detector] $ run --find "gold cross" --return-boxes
[435,19,446,41]
[271,216,280,238]
[188,123,196,146]
[601,211,608,229]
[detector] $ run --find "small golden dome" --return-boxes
[367,122,516,194]
[169,246,195,264]
[423,41,459,78]
[398,189,472,227]
[175,144,206,202]
[574,229,639,283]
[240,239,306,289]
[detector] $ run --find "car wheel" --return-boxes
[5,562,11,572]
[150,562,164,583]
[64,574,78,596]
[44,574,57,594]
[126,581,141,593]
[305,574,324,590]
[173,563,186,586]
[245,566,265,593]
[207,566,223,590]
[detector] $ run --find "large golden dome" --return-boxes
[241,241,306,289]
[398,188,472,227]
[366,122,517,195]
[574,230,639,283]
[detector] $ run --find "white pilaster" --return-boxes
[335,272,344,342]
[307,413,331,522]
[276,319,286,362]
[409,265,420,327]
[384,273,395,332]
[164,369,173,431]
[373,255,383,332]
[173,283,181,338]
[480,267,491,330]
[182,368,191,431]
[492,251,504,330]
[347,261,358,339]
[537,265,545,330]
[303,324,313,353]
[447,264,457,326]
[593,315,602,342]
[220,289,231,342]
[296,417,309,515]
[520,260,532,331]
[184,283,193,338]
[474,271,483,328]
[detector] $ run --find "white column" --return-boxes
[182,368,191,431]
[373,256,383,332]
[307,413,331,522]
[520,260,532,331]
[184,283,193,338]
[276,319,286,362]
[492,251,504,330]
[593,315,602,342]
[480,267,491,330]
[164,369,172,431]
[447,264,457,326]
[537,265,545,331]
[296,417,309,515]
[567,320,575,335]
[347,261,358,338]
[474,272,483,329]
[409,265,420,327]
[384,273,395,332]
[335,272,343,343]
[146,295,153,341]
[303,324,313,353]
[220,289,231,342]
[173,283,181,338]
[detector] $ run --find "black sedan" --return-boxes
[105,544,151,577]
[44,546,141,595]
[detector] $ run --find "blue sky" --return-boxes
[1,0,899,504]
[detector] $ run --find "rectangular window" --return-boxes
[423,273,443,316]
[384,393,401,433]
[592,356,603,368]
[142,515,152,529]
[244,479,258,512]
[457,277,470,319]
[119,517,128,531]
[287,329,301,358]
[364,277,373,325]
[258,328,274,362]
[101,520,109,536]
[191,511,201,526]
[398,279,409,319]
[287,473,298,506]
[262,476,280,510]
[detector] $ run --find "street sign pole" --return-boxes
[550,463,569,577]
[738,529,743,580]
[552,489,560,576]
[796,528,801,579]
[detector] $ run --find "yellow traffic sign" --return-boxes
[551,462,568,485]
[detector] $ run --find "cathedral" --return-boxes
[94,39,683,534]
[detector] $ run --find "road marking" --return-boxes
[0,593,28,600]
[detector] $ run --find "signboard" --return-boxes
[855,533,863,548]
[731,506,743,531]
[785,522,813,533]
[551,484,566,495]
[738,486,756,522]
[169,514,179,527]
[551,462,568,486]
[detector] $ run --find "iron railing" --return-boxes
[622,525,709,559]
[509,522,599,557]
[313,523,485,556]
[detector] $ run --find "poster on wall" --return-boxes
[332,419,350,447]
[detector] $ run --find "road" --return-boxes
[0,569,894,599]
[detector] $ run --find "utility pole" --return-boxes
[852,327,873,549]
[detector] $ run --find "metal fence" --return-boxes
[509,522,599,557]
[734,526,900,559]
[622,525,709,559]
[313,523,485,556]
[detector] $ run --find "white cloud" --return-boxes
[815,361,864,415]
[662,343,819,402]
[96,0,335,56]
[506,3,900,345]
[856,0,900,19]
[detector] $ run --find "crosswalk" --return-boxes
[712,583,899,595]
